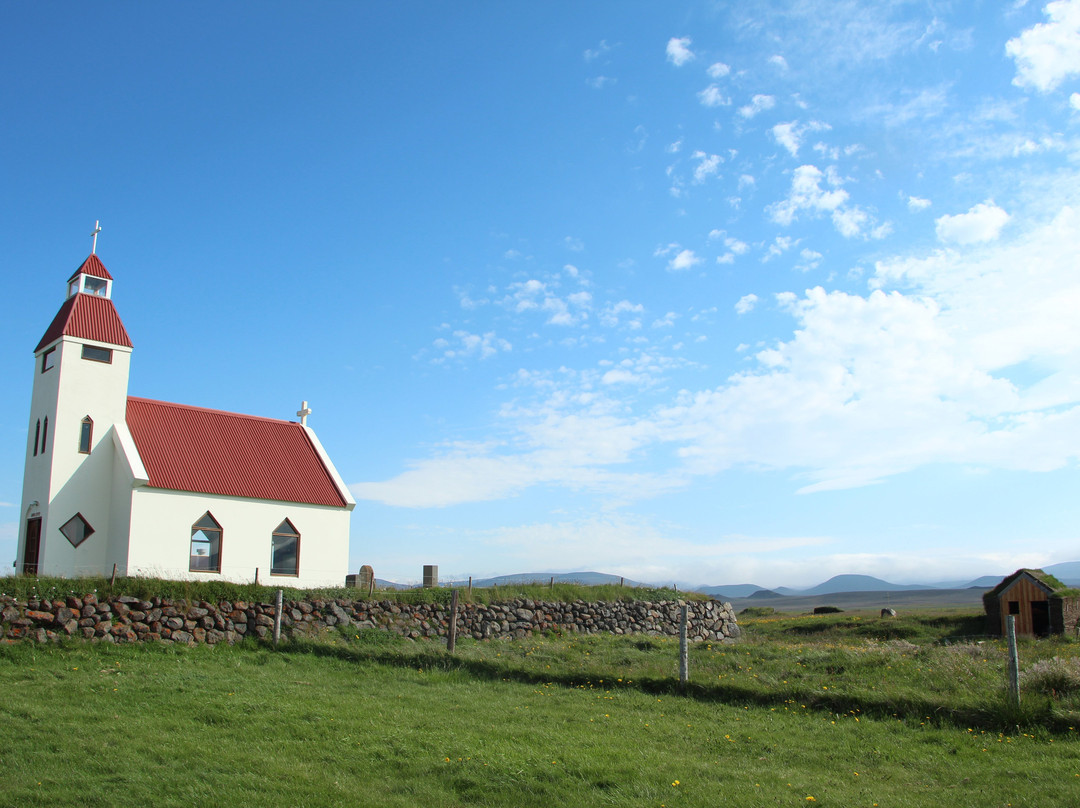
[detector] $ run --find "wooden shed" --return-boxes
[983,569,1080,638]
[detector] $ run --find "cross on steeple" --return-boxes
[297,400,312,426]
[91,221,102,254]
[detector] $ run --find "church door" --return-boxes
[23,518,41,575]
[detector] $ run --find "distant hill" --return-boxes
[797,574,931,596]
[699,584,767,598]
[1044,561,1080,586]
[746,589,784,599]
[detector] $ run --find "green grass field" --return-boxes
[1,609,1078,807]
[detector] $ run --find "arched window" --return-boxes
[190,512,222,573]
[33,420,40,456]
[271,519,300,576]
[41,417,48,452]
[79,416,93,454]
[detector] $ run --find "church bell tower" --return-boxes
[17,230,134,577]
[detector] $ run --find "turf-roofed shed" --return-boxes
[983,569,1080,638]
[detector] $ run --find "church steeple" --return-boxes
[65,253,114,300]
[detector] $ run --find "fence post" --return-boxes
[549,576,554,590]
[447,589,459,653]
[1006,614,1020,706]
[679,603,689,689]
[274,589,283,646]
[468,576,472,595]
[255,567,259,586]
[110,563,117,587]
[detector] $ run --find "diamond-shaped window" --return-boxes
[60,513,94,548]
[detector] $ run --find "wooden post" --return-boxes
[447,589,459,653]
[255,567,259,586]
[273,589,283,646]
[468,576,472,595]
[620,577,624,587]
[1006,614,1020,707]
[679,603,689,689]
[549,576,554,590]
[110,563,117,587]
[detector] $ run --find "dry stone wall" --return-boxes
[0,593,739,645]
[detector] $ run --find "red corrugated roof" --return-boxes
[66,253,114,282]
[125,397,348,508]
[34,293,134,353]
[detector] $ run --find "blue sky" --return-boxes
[3,2,1079,588]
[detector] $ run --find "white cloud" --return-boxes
[763,236,797,261]
[707,61,731,78]
[735,294,759,314]
[600,299,645,328]
[376,202,1080,509]
[769,165,849,226]
[692,151,722,183]
[668,249,703,272]
[738,94,776,118]
[666,36,695,67]
[771,120,831,157]
[433,330,511,362]
[587,76,617,90]
[769,54,789,71]
[795,249,823,272]
[738,174,756,190]
[1071,92,1080,109]
[564,236,584,251]
[907,195,932,212]
[666,138,683,153]
[726,236,750,254]
[698,85,731,107]
[1006,0,1080,92]
[935,201,1010,244]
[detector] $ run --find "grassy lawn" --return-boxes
[1,611,1078,807]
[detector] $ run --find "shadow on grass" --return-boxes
[260,636,1068,735]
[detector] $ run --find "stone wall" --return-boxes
[0,593,739,645]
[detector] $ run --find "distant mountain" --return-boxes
[798,574,930,596]
[449,571,648,588]
[746,588,784,599]
[1044,561,1080,586]
[699,584,767,598]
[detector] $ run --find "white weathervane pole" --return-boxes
[91,220,102,254]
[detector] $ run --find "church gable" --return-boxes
[125,397,349,508]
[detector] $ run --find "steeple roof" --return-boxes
[36,254,132,353]
[66,253,114,283]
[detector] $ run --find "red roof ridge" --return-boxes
[126,396,301,426]
[67,253,113,282]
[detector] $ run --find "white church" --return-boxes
[16,242,355,587]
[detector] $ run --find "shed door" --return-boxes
[23,518,41,575]
[1031,601,1050,637]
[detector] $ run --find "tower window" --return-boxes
[81,345,112,363]
[41,417,48,452]
[41,348,56,372]
[271,519,300,576]
[79,416,93,454]
[60,513,94,548]
[190,512,222,573]
[33,420,40,456]
[83,277,107,296]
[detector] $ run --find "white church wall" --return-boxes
[125,488,350,588]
